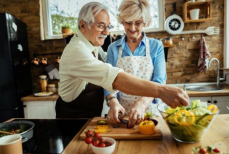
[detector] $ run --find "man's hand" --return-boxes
[159,85,189,108]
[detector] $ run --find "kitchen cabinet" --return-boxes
[23,101,56,119]
[189,96,229,114]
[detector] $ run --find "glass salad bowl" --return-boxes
[157,100,220,143]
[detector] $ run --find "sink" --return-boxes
[185,85,223,91]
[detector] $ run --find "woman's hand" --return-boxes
[107,98,125,124]
[128,97,153,128]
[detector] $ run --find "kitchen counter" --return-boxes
[62,114,229,154]
[21,84,229,102]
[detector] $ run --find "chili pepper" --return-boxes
[138,120,155,135]
[174,110,195,126]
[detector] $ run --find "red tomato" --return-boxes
[86,130,94,136]
[199,148,207,154]
[92,139,100,147]
[94,132,100,138]
[85,137,92,144]
[100,138,105,143]
[213,148,220,153]
[105,142,112,147]
[99,143,106,147]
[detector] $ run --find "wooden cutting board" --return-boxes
[79,117,162,140]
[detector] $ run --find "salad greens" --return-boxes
[164,100,219,143]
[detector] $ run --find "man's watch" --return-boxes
[106,96,116,107]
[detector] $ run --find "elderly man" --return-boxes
[55,2,189,118]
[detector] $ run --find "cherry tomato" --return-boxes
[94,132,100,138]
[213,148,220,153]
[92,139,100,147]
[100,138,105,143]
[99,143,106,147]
[85,130,94,137]
[199,148,207,154]
[85,137,92,144]
[105,142,112,147]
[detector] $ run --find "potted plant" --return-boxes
[61,24,72,34]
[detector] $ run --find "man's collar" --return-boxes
[76,30,99,52]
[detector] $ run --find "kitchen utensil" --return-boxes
[91,137,116,154]
[80,117,162,140]
[190,9,200,20]
[0,134,23,154]
[0,131,13,135]
[179,26,220,35]
[0,120,35,143]
[164,2,184,35]
[157,102,219,143]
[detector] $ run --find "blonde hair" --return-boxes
[117,0,152,27]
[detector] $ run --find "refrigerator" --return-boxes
[0,12,33,123]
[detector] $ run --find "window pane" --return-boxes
[48,0,160,35]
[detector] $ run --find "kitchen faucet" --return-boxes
[208,58,228,87]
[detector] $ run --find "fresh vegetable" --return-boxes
[207,104,218,113]
[84,130,112,148]
[174,110,195,126]
[192,145,223,154]
[138,120,155,135]
[144,112,153,120]
[85,136,93,144]
[97,120,108,125]
[164,100,219,142]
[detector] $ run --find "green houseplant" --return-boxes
[61,24,72,34]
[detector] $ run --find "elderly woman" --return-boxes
[104,0,166,127]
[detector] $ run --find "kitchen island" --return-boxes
[5,115,229,153]
[62,114,229,154]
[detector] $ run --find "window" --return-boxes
[40,0,164,40]
[224,0,229,68]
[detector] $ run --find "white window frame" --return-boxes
[40,0,164,40]
[224,0,229,68]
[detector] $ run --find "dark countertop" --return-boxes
[10,119,89,154]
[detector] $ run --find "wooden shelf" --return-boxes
[163,44,176,48]
[183,0,212,23]
[220,68,229,71]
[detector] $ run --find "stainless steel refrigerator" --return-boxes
[0,12,33,122]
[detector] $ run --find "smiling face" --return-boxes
[122,19,145,41]
[80,10,110,47]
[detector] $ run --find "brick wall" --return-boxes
[0,0,224,93]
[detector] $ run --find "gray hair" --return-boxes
[78,2,109,29]
[117,0,152,27]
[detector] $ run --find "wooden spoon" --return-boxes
[0,130,13,135]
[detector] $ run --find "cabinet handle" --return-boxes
[213,100,217,104]
[207,100,211,103]
[23,105,27,108]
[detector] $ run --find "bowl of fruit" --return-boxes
[157,100,220,143]
[84,130,116,154]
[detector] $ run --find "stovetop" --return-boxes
[13,119,88,154]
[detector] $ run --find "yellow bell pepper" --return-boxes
[96,125,109,129]
[138,120,155,135]
[207,104,218,113]
[174,110,195,126]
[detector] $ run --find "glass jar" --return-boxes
[39,75,48,92]
[47,84,57,93]
[163,37,173,45]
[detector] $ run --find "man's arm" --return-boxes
[112,72,189,108]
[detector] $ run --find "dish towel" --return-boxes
[45,64,59,80]
[197,37,211,72]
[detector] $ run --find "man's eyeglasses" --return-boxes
[124,21,145,27]
[91,22,114,31]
